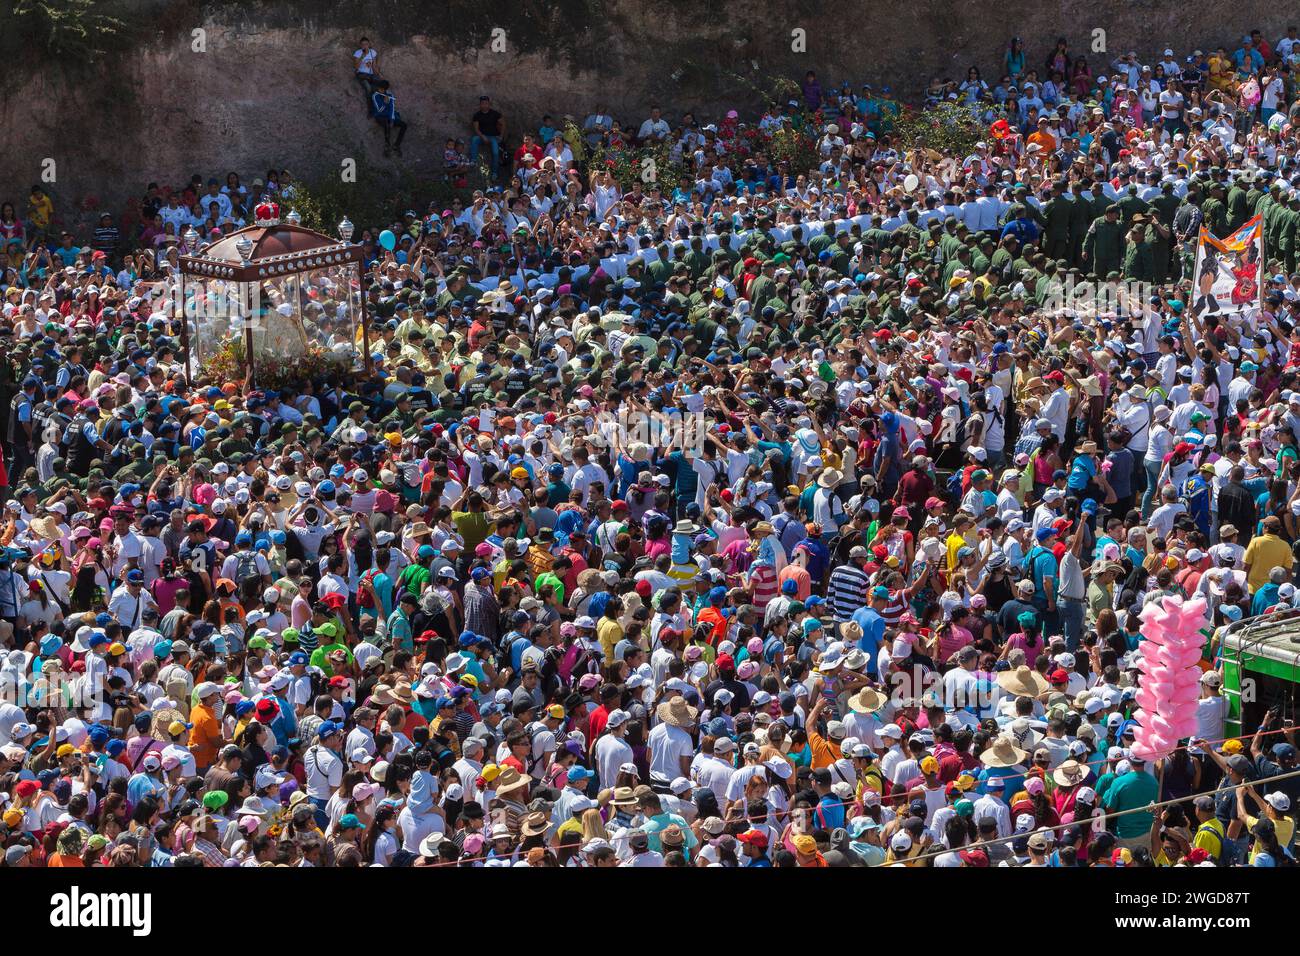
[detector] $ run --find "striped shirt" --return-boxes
[748,563,779,608]
[880,589,910,626]
[827,563,870,622]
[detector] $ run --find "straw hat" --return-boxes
[520,811,549,837]
[656,696,698,728]
[577,568,604,590]
[1053,758,1088,788]
[494,766,531,794]
[609,786,638,807]
[30,516,61,541]
[150,707,186,741]
[980,736,1029,768]
[370,684,397,706]
[817,468,844,488]
[848,687,888,714]
[840,620,864,643]
[390,682,415,704]
[996,665,1049,698]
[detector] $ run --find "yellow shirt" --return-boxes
[1192,817,1224,859]
[1245,814,1294,861]
[1244,533,1293,592]
[946,531,969,573]
[28,194,53,228]
[596,617,623,662]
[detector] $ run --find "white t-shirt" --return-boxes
[398,806,444,853]
[111,531,145,578]
[594,732,634,789]
[647,721,694,779]
[353,48,377,74]
[304,744,343,800]
[1194,695,1228,742]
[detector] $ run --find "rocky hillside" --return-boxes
[0,0,1279,222]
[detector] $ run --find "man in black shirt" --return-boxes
[470,95,506,179]
[1217,466,1258,537]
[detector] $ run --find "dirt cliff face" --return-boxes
[0,0,1280,221]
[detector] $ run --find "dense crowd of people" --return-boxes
[3,26,1300,869]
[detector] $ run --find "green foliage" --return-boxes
[288,159,393,237]
[894,101,986,158]
[10,0,125,61]
[765,123,820,175]
[289,161,473,236]
[586,133,688,193]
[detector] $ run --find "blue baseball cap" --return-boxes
[317,721,341,740]
[289,651,309,665]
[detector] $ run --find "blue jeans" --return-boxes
[311,797,330,829]
[469,135,501,176]
[1140,459,1161,518]
[1059,597,1085,652]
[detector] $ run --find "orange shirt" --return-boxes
[188,701,222,770]
[47,854,85,867]
[1028,130,1057,153]
[777,565,812,600]
[807,728,842,770]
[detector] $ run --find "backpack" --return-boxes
[234,550,262,604]
[358,568,379,609]
[945,468,966,501]
[308,666,330,701]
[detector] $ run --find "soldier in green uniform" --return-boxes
[1067,180,1094,269]
[1122,215,1156,283]
[1043,180,1072,262]
[1245,170,1266,216]
[217,417,255,461]
[1227,172,1251,232]
[1201,180,1229,238]
[1115,184,1150,229]
[1148,182,1181,285]
[1280,192,1300,275]
[937,217,963,263]
[748,258,777,309]
[646,242,674,289]
[829,231,854,276]
[683,237,710,281]
[1083,205,1125,279]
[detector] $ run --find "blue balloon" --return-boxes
[379,229,396,251]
